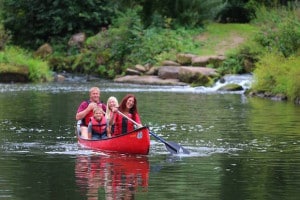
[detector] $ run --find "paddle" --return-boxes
[117,110,190,154]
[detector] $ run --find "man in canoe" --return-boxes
[76,87,106,139]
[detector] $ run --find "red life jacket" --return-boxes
[83,101,106,126]
[90,116,107,135]
[113,113,135,136]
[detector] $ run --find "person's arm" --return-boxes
[109,107,118,125]
[76,102,97,120]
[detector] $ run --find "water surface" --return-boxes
[0,77,299,200]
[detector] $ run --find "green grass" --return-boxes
[0,46,52,82]
[195,23,259,55]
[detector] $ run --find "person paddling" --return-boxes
[110,94,142,136]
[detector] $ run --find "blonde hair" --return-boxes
[93,107,104,114]
[89,87,100,94]
[105,96,119,120]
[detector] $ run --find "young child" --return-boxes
[105,96,119,136]
[87,107,111,139]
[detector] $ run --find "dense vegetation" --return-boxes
[0,0,299,103]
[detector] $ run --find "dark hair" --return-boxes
[119,94,138,116]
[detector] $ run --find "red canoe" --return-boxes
[77,126,150,155]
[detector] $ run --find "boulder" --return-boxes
[178,66,217,86]
[34,43,53,58]
[134,64,147,73]
[0,63,29,83]
[161,60,181,66]
[126,68,142,75]
[158,66,180,79]
[145,66,159,75]
[191,55,226,66]
[114,75,187,86]
[68,32,86,48]
[176,53,196,65]
[218,83,243,91]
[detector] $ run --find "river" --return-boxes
[0,75,299,200]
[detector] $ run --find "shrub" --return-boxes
[0,46,52,82]
[252,52,300,102]
[253,6,300,57]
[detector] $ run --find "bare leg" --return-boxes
[80,126,90,139]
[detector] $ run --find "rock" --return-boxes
[54,74,65,82]
[134,64,147,73]
[126,68,142,75]
[161,60,181,66]
[34,43,53,58]
[0,63,29,83]
[176,53,196,65]
[114,75,187,86]
[191,55,211,66]
[178,67,217,86]
[179,66,217,76]
[158,66,180,79]
[145,66,159,75]
[218,83,243,91]
[191,55,226,66]
[68,32,86,48]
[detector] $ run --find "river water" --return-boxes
[0,75,299,200]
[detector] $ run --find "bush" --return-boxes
[1,0,115,49]
[253,6,300,57]
[252,52,300,102]
[0,46,52,82]
[0,26,11,50]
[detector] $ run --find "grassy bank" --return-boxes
[0,46,52,82]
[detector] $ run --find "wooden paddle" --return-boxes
[117,110,190,154]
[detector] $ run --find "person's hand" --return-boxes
[111,107,118,113]
[87,102,97,111]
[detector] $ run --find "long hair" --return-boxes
[105,96,119,120]
[119,94,138,115]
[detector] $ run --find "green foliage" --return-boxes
[129,28,202,66]
[252,53,300,102]
[217,56,244,74]
[216,0,254,23]
[85,8,203,75]
[0,25,11,50]
[0,46,52,82]
[253,6,300,57]
[217,41,262,75]
[1,0,115,49]
[139,0,224,28]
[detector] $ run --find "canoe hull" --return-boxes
[77,126,150,155]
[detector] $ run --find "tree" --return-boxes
[1,0,115,49]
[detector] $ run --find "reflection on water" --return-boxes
[1,78,300,200]
[75,154,149,200]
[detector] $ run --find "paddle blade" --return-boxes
[165,141,190,154]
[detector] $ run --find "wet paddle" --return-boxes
[117,110,190,154]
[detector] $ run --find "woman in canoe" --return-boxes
[110,94,142,136]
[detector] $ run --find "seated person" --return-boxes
[76,87,106,139]
[87,107,111,139]
[111,94,142,136]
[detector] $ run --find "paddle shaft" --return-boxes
[117,110,189,154]
[117,110,141,127]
